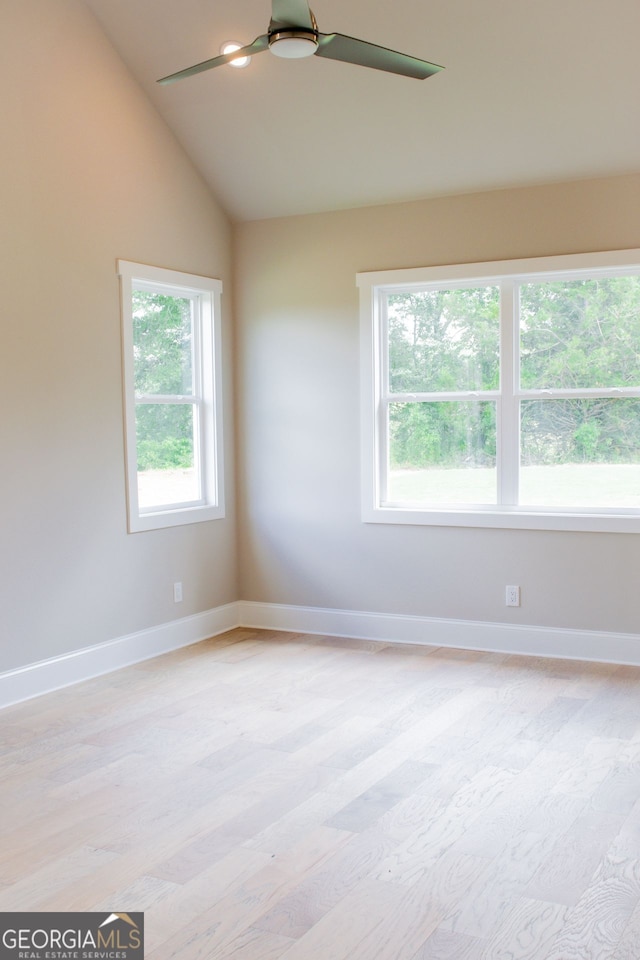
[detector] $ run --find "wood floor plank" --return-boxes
[611,897,640,960]
[482,897,570,959]
[524,808,627,906]
[143,848,273,954]
[342,879,444,960]
[543,831,640,960]
[375,764,519,886]
[262,878,410,960]
[0,845,118,911]
[4,628,640,959]
[145,827,352,960]
[412,927,487,960]
[90,874,181,913]
[326,759,438,833]
[149,826,248,885]
[253,828,396,939]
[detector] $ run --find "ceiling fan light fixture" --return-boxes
[158,0,444,85]
[268,30,318,59]
[220,41,251,68]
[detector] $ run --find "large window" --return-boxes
[118,261,224,532]
[358,250,640,532]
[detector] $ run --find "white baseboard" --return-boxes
[238,600,640,667]
[3,600,640,710]
[0,602,241,710]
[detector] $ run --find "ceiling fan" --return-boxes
[158,0,444,84]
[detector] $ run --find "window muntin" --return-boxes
[118,261,224,532]
[358,250,640,532]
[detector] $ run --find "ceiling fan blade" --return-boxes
[271,0,314,29]
[157,35,269,84]
[316,32,443,80]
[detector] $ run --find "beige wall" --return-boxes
[235,174,640,635]
[0,0,236,672]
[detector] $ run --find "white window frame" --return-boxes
[358,249,640,533]
[118,260,224,532]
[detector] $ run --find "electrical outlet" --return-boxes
[173,581,183,603]
[505,585,520,607]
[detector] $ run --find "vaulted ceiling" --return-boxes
[84,0,640,222]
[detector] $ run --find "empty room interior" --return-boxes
[3,0,640,957]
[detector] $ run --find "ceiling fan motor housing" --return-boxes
[268,29,318,58]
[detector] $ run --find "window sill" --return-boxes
[129,502,225,533]
[364,504,640,533]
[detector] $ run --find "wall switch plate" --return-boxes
[173,582,183,603]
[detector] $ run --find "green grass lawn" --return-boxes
[388,463,640,508]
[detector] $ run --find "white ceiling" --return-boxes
[83,0,640,222]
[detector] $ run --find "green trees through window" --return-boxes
[383,269,640,510]
[519,278,640,476]
[519,277,640,390]
[133,291,195,472]
[388,287,499,474]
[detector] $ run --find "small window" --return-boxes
[118,261,224,532]
[358,250,640,532]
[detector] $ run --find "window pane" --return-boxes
[387,287,500,393]
[387,401,497,504]
[521,398,640,507]
[135,403,199,509]
[133,290,194,395]
[520,276,640,389]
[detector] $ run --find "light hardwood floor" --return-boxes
[2,628,640,959]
